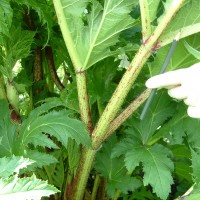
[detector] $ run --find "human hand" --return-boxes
[145,63,200,118]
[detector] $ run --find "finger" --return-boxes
[168,86,188,99]
[145,69,184,89]
[187,106,200,118]
[184,95,200,107]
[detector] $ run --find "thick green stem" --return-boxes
[71,148,96,200]
[103,89,151,141]
[139,0,151,41]
[45,46,65,91]
[53,0,82,71]
[92,0,185,150]
[91,174,101,200]
[53,0,93,132]
[5,79,19,113]
[76,72,93,133]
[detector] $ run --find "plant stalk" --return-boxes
[91,174,101,200]
[53,0,93,132]
[104,89,151,141]
[139,0,151,42]
[53,0,82,71]
[71,148,96,200]
[92,0,185,150]
[76,71,93,133]
[45,46,65,91]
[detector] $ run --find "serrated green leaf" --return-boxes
[0,100,18,157]
[150,33,200,76]
[28,133,59,149]
[0,156,34,178]
[0,26,35,78]
[95,136,141,197]
[0,175,59,200]
[24,150,58,170]
[125,144,174,200]
[184,41,200,60]
[133,91,175,144]
[16,0,54,41]
[61,0,137,70]
[18,109,91,150]
[159,0,200,46]
[149,104,187,145]
[0,0,13,35]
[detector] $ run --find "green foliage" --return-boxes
[113,132,174,200]
[0,99,91,162]
[184,41,200,60]
[60,0,137,70]
[0,0,12,35]
[0,156,59,199]
[150,33,200,75]
[0,156,34,178]
[0,100,18,157]
[0,0,200,199]
[95,136,141,197]
[0,27,35,78]
[0,175,59,199]
[18,109,91,150]
[159,0,200,46]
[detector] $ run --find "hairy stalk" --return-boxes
[45,46,65,91]
[53,0,93,131]
[53,0,82,71]
[92,0,185,150]
[34,47,43,82]
[53,2,94,199]
[71,148,96,200]
[103,89,151,141]
[139,0,151,41]
[91,174,101,200]
[5,79,19,113]
[76,72,93,132]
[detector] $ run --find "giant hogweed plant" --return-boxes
[0,0,200,199]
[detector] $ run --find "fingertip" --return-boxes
[187,106,200,118]
[145,78,155,88]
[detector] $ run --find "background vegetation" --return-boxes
[0,0,200,200]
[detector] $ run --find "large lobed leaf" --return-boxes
[0,156,34,178]
[159,0,200,46]
[23,150,58,171]
[95,136,141,197]
[131,91,176,144]
[149,33,200,76]
[0,175,59,200]
[112,133,174,199]
[60,0,137,70]
[18,104,91,150]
